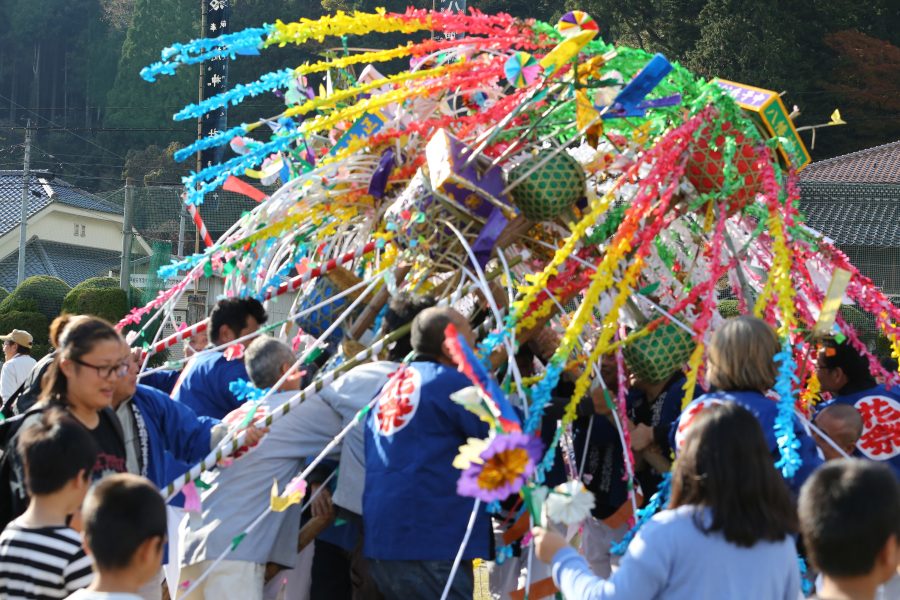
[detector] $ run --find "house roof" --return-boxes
[800,182,900,247]
[799,140,900,184]
[0,171,122,237]
[0,238,121,291]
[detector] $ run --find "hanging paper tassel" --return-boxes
[611,471,672,556]
[772,340,802,479]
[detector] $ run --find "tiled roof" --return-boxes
[799,141,900,184]
[800,182,900,246]
[0,171,122,237]
[0,238,120,291]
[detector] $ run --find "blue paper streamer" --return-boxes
[184,133,299,205]
[773,340,802,479]
[174,69,294,121]
[524,362,564,434]
[141,26,272,82]
[797,554,813,596]
[611,471,672,556]
[174,125,249,163]
[229,378,270,402]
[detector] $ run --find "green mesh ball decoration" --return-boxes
[509,151,585,221]
[623,323,696,383]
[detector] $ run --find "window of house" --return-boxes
[80,225,86,237]
[74,223,78,236]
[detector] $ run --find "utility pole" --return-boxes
[120,178,135,300]
[177,205,187,258]
[17,121,33,287]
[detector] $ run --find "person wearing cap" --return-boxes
[0,329,37,403]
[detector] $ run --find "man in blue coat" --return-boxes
[173,297,267,419]
[816,338,900,477]
[113,348,228,488]
[363,307,491,600]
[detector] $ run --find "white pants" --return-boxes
[179,560,265,600]
[581,517,628,578]
[485,521,553,600]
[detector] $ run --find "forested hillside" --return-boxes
[0,0,896,191]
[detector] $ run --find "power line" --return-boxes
[0,125,193,133]
[0,92,127,160]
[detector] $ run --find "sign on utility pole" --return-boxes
[17,120,33,286]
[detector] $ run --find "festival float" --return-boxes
[124,8,899,597]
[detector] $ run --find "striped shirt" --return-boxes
[0,522,94,599]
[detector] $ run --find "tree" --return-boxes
[815,30,900,157]
[123,142,190,186]
[101,0,136,30]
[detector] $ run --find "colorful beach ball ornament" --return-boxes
[504,51,542,88]
[557,11,599,38]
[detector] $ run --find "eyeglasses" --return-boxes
[72,358,129,379]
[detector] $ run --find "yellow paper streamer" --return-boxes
[267,9,431,47]
[512,186,616,330]
[287,62,465,121]
[563,255,644,424]
[681,342,706,409]
[800,369,821,412]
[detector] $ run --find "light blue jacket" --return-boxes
[552,505,800,599]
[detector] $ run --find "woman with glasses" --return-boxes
[2,315,130,525]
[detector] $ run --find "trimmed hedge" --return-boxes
[0,288,9,304]
[62,287,129,324]
[0,276,71,322]
[718,299,741,319]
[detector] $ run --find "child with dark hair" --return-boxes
[533,402,801,599]
[0,410,97,599]
[68,474,167,600]
[799,459,900,600]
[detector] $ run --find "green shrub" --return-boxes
[0,288,9,304]
[62,287,129,324]
[71,276,141,305]
[0,276,71,321]
[0,310,50,359]
[718,299,740,319]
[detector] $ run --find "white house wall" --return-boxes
[0,204,151,262]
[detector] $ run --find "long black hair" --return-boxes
[670,402,797,546]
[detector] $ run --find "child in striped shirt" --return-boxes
[0,410,98,599]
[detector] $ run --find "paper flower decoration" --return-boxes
[457,432,543,502]
[450,386,494,425]
[543,480,595,526]
[453,437,490,470]
[504,52,541,88]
